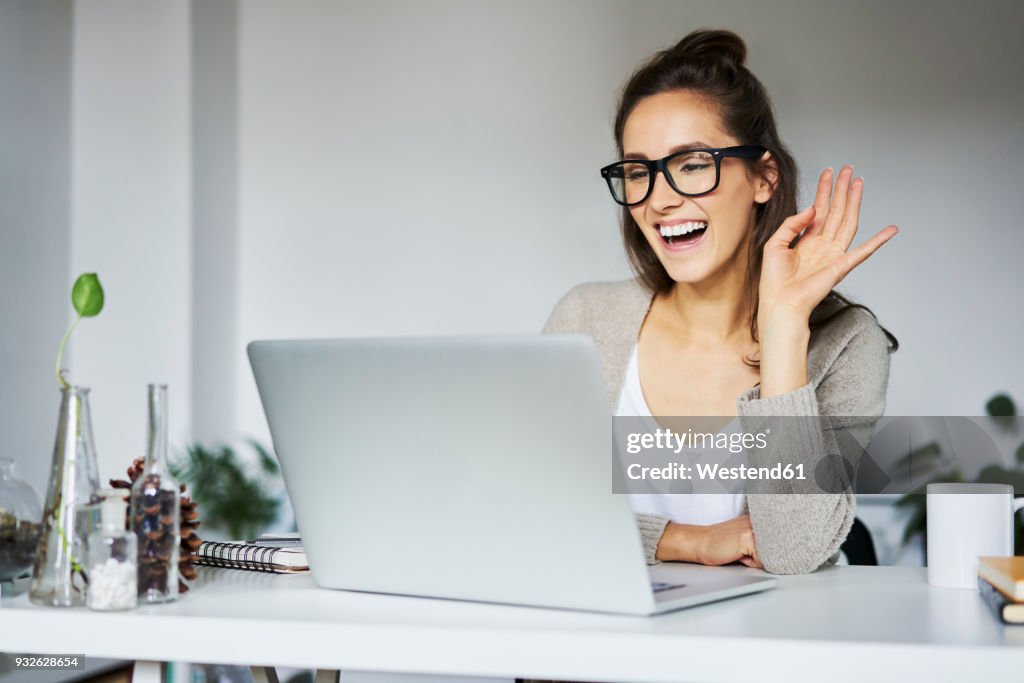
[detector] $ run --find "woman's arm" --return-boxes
[652,515,761,566]
[739,313,891,574]
[741,166,895,574]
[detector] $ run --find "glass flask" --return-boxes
[131,384,180,603]
[30,387,101,606]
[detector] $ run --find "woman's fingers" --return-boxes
[836,177,864,249]
[738,545,763,568]
[844,224,900,272]
[803,224,899,293]
[822,165,854,239]
[807,167,834,236]
[768,205,816,248]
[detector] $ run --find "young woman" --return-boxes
[544,29,898,575]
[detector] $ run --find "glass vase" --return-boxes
[30,387,101,606]
[0,459,43,585]
[132,384,180,603]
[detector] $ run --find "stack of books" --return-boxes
[978,556,1024,625]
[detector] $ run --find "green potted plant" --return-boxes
[171,440,282,541]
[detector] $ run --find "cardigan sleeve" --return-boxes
[737,311,891,575]
[541,284,586,335]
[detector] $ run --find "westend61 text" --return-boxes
[626,462,806,481]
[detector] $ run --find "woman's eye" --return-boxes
[626,170,649,182]
[679,163,712,173]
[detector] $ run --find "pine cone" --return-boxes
[110,456,202,594]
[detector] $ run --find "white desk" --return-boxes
[1,564,1022,683]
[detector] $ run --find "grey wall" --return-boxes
[612,0,1024,415]
[234,0,642,440]
[0,1,72,495]
[234,0,1024,446]
[3,0,1023,494]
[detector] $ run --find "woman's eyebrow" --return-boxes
[623,141,713,160]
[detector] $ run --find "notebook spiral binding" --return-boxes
[195,541,284,573]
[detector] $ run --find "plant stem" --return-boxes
[52,390,87,586]
[55,315,81,389]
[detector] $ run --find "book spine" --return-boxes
[978,576,1011,625]
[195,541,280,573]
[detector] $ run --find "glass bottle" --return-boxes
[30,387,101,606]
[86,489,137,611]
[131,384,180,603]
[0,458,43,584]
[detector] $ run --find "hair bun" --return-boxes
[670,29,747,70]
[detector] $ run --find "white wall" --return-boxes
[0,0,72,495]
[235,0,1024,449]
[71,1,192,483]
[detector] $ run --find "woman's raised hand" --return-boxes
[757,166,898,330]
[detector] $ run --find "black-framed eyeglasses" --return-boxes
[599,145,768,207]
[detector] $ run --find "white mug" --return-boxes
[926,482,1024,589]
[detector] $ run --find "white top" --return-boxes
[617,343,745,525]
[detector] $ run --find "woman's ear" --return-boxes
[754,152,777,204]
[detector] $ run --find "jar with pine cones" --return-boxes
[131,384,180,603]
[110,457,200,594]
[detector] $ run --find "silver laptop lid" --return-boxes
[248,336,656,614]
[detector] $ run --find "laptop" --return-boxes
[248,335,777,615]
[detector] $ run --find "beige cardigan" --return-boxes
[542,279,892,575]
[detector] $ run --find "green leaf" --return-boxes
[901,504,926,545]
[974,465,1024,492]
[71,273,104,317]
[248,439,280,475]
[985,393,1016,418]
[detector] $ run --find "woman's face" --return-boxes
[622,90,772,286]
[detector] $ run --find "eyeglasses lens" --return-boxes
[608,151,717,205]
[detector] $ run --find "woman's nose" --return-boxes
[649,170,684,212]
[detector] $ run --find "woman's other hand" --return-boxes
[756,165,898,397]
[758,166,899,330]
[656,514,763,568]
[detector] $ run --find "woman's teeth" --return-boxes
[659,221,708,245]
[659,221,707,238]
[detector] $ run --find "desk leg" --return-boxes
[315,670,340,683]
[132,661,164,683]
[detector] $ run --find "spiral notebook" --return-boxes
[194,540,309,573]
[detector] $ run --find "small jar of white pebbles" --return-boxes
[86,489,138,611]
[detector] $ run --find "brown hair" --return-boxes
[613,29,896,352]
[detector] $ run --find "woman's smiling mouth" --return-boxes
[656,220,708,250]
